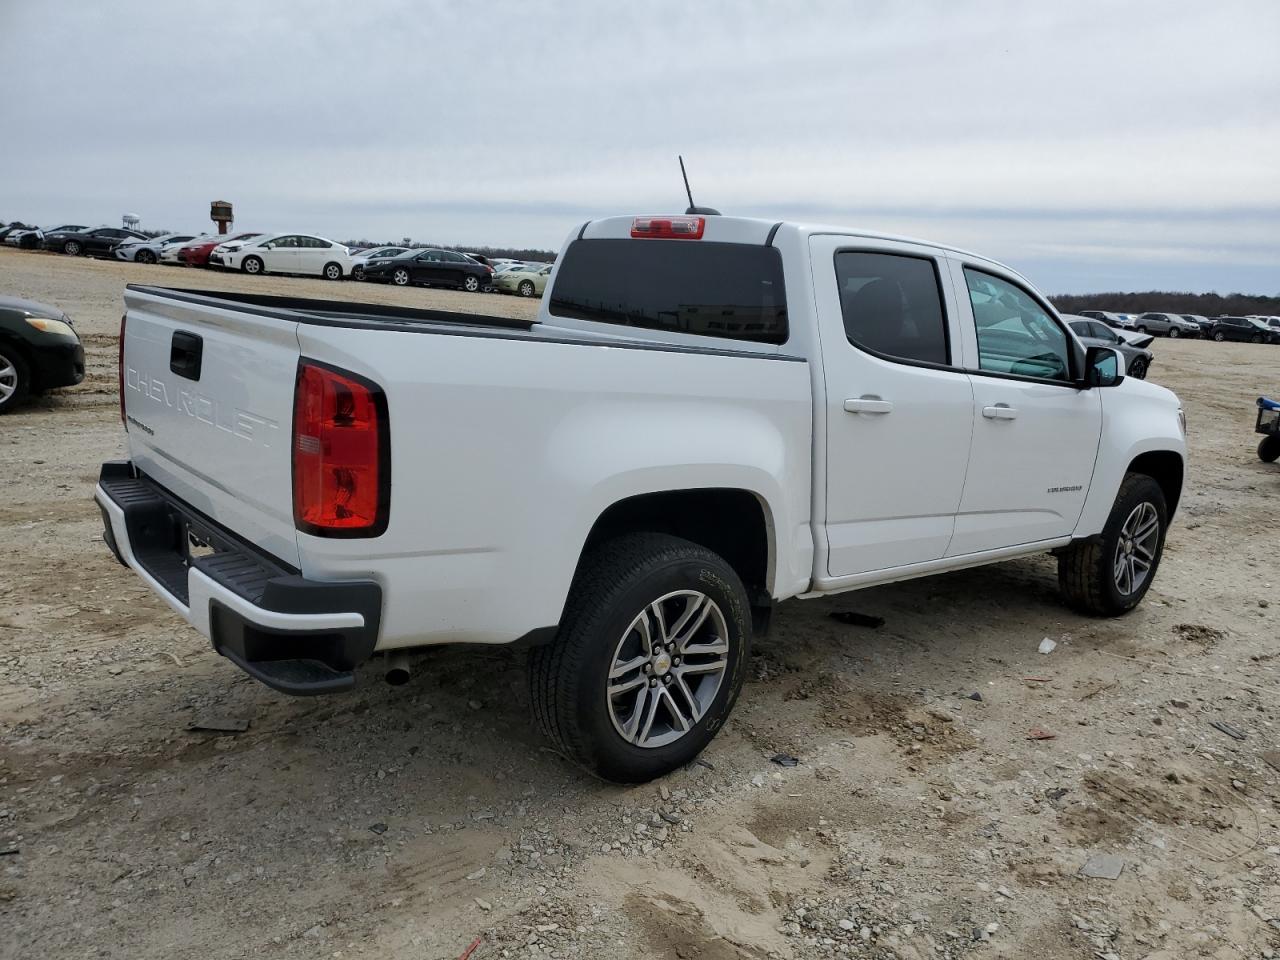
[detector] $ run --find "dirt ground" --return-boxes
[2,246,1279,960]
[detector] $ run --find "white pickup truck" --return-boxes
[97,214,1186,782]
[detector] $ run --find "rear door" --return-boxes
[947,261,1102,556]
[122,289,302,566]
[810,236,975,577]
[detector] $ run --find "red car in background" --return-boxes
[179,232,262,267]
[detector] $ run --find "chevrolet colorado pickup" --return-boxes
[96,214,1187,782]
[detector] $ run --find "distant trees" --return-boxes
[341,239,559,261]
[1050,291,1280,316]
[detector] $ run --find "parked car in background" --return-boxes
[1246,317,1280,344]
[1134,312,1200,338]
[1181,314,1214,335]
[493,262,553,298]
[6,223,87,249]
[0,295,84,413]
[43,226,147,257]
[350,245,410,280]
[1078,310,1135,331]
[0,223,35,243]
[1209,316,1273,343]
[113,232,196,264]
[361,247,492,291]
[1066,316,1154,379]
[215,232,353,280]
[178,232,260,267]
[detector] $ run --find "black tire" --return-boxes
[1260,436,1280,463]
[0,344,31,414]
[392,267,410,286]
[1168,327,1180,339]
[1128,358,1148,380]
[352,265,365,281]
[1251,334,1262,344]
[518,280,535,298]
[1058,473,1168,617]
[18,234,37,250]
[136,249,157,265]
[323,262,342,281]
[1136,325,1147,334]
[1213,331,1226,342]
[63,240,82,256]
[463,274,481,292]
[529,533,752,783]
[242,255,264,276]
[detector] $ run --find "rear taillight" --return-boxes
[631,216,705,240]
[118,314,127,427]
[292,361,389,537]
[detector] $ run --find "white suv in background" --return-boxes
[215,232,353,280]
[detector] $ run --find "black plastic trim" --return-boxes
[97,462,382,695]
[576,221,590,241]
[291,359,392,539]
[765,222,782,247]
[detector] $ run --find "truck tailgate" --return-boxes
[121,288,301,568]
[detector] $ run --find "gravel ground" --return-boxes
[3,246,1280,960]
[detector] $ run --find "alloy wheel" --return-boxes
[606,590,730,749]
[0,357,16,403]
[393,269,409,286]
[1113,502,1159,596]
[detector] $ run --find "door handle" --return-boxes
[982,403,1018,420]
[844,396,893,415]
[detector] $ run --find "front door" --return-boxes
[262,235,300,273]
[946,261,1102,556]
[812,236,976,578]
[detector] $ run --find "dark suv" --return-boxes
[1209,316,1278,344]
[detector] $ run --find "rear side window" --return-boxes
[549,239,788,344]
[834,251,949,365]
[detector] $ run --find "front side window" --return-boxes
[834,251,949,365]
[964,268,1071,382]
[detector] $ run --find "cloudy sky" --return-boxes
[2,1,1276,294]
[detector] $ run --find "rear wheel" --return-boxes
[136,249,157,265]
[0,345,31,414]
[392,267,410,286]
[242,255,264,275]
[1136,325,1147,334]
[1251,334,1263,344]
[1169,327,1180,339]
[63,240,82,256]
[529,533,751,783]
[1058,473,1168,616]
[1260,436,1280,463]
[463,275,480,292]
[1128,357,1148,379]
[352,264,365,281]
[1213,331,1226,342]
[323,262,342,281]
[518,280,535,298]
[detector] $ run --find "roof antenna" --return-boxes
[678,155,720,216]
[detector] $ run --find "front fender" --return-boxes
[1073,380,1186,537]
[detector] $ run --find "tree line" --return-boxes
[1049,291,1280,317]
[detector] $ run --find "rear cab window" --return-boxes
[548,239,788,344]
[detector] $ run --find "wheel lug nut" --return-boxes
[663,675,672,685]
[672,658,680,666]
[649,678,658,688]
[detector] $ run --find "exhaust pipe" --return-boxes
[384,652,412,686]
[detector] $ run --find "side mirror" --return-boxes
[1085,346,1125,388]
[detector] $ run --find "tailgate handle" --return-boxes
[170,331,203,381]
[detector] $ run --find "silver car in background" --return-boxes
[1135,312,1201,338]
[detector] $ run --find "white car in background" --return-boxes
[113,233,197,264]
[214,232,353,280]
